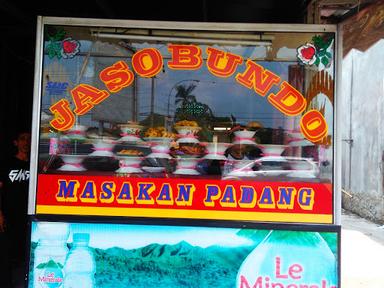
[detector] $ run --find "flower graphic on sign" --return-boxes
[297,43,317,65]
[61,38,80,59]
[45,27,80,59]
[297,35,333,68]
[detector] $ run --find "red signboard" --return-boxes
[36,174,333,223]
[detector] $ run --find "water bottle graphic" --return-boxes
[64,233,96,288]
[33,222,70,288]
[237,230,338,288]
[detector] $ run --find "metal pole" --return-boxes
[150,77,155,127]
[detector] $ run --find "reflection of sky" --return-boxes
[31,222,254,249]
[144,61,291,128]
[42,39,294,129]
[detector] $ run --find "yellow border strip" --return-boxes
[36,205,333,223]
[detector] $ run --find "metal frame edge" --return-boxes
[41,16,337,33]
[334,25,343,225]
[28,16,44,215]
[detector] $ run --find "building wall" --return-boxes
[341,41,384,223]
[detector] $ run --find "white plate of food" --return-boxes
[58,164,87,172]
[88,150,114,157]
[144,137,173,144]
[173,168,200,175]
[142,166,165,173]
[65,125,88,141]
[174,126,201,135]
[146,152,172,159]
[257,144,286,156]
[115,156,143,173]
[202,142,230,160]
[176,137,200,144]
[117,135,143,143]
[89,140,116,157]
[203,154,227,160]
[118,123,144,133]
[232,130,256,145]
[58,154,87,171]
[115,167,143,174]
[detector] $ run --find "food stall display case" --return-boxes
[27,16,341,287]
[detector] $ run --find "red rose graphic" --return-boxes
[62,40,76,53]
[61,38,80,59]
[301,46,315,60]
[297,43,317,65]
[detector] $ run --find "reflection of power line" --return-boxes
[139,104,171,109]
[215,111,285,115]
[230,117,289,120]
[215,112,296,116]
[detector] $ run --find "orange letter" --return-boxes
[71,84,110,115]
[168,44,202,70]
[49,99,75,131]
[236,60,280,96]
[206,47,243,77]
[300,110,328,142]
[132,48,163,78]
[268,81,306,116]
[99,60,134,92]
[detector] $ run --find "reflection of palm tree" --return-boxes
[174,84,197,109]
[201,103,214,118]
[174,84,213,118]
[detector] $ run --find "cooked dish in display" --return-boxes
[246,121,263,130]
[118,122,143,132]
[119,121,142,127]
[117,149,144,156]
[174,120,199,127]
[144,127,177,138]
[171,143,205,158]
[174,121,201,138]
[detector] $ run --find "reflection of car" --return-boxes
[222,156,319,180]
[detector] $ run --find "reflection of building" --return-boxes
[210,117,232,142]
[285,64,305,157]
[91,41,136,125]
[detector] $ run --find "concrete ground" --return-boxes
[341,209,384,287]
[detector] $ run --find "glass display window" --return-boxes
[32,19,337,224]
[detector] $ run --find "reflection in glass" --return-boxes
[38,25,334,185]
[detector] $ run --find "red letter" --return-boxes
[268,81,306,116]
[239,275,264,288]
[71,84,110,115]
[275,257,288,279]
[206,47,243,77]
[289,263,303,280]
[49,99,75,131]
[168,44,202,70]
[236,60,280,96]
[99,60,134,92]
[132,48,163,78]
[300,110,328,142]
